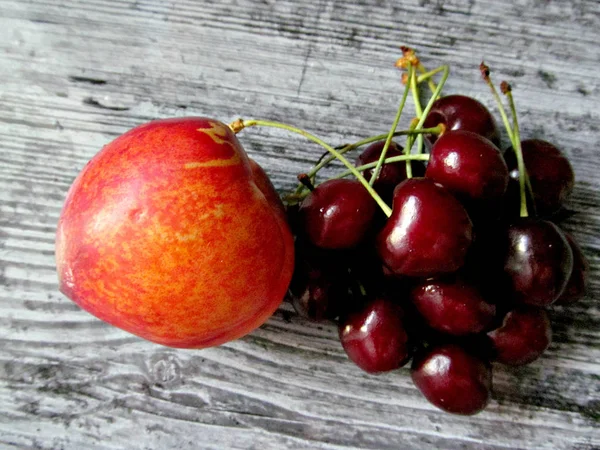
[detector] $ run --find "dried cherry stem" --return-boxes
[233,119,393,217]
[397,46,437,94]
[502,83,529,218]
[297,173,315,191]
[480,62,517,148]
[370,64,413,187]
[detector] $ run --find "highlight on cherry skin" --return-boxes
[423,94,500,147]
[298,178,377,249]
[339,298,412,374]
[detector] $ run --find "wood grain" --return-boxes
[1,0,599,448]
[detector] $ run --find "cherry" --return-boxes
[460,221,509,302]
[376,178,473,277]
[556,232,589,304]
[298,179,376,249]
[502,219,573,306]
[356,140,425,202]
[504,139,574,217]
[410,277,496,336]
[411,344,492,415]
[423,95,500,147]
[288,243,349,322]
[486,306,551,366]
[339,298,411,373]
[425,130,508,202]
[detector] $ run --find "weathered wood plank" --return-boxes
[1,0,599,448]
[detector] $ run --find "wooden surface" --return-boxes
[1,0,599,448]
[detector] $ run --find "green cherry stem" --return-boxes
[502,83,529,218]
[411,65,427,157]
[417,63,438,94]
[332,153,431,180]
[370,64,413,187]
[234,119,393,217]
[405,64,450,158]
[417,66,446,90]
[480,62,517,149]
[294,126,443,194]
[410,64,424,118]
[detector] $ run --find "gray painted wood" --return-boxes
[1,0,599,448]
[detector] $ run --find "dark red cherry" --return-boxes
[410,277,496,336]
[298,179,376,249]
[504,139,574,217]
[411,344,492,415]
[356,140,425,202]
[339,298,411,373]
[487,306,551,366]
[556,232,589,304]
[289,244,349,322]
[425,130,508,202]
[423,95,500,147]
[376,178,473,277]
[503,219,573,306]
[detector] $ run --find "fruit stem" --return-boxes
[283,154,432,201]
[410,65,424,118]
[370,64,413,187]
[411,67,427,158]
[295,126,443,194]
[404,65,450,158]
[480,62,517,149]
[502,82,529,218]
[332,154,431,180]
[417,65,445,93]
[297,173,315,191]
[418,64,438,94]
[236,119,393,217]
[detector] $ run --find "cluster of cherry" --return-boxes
[284,55,588,416]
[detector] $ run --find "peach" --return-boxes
[55,117,295,348]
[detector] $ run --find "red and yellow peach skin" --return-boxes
[56,117,295,348]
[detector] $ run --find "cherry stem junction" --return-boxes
[233,119,393,217]
[404,65,450,163]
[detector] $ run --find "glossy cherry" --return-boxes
[376,178,473,277]
[487,306,551,366]
[425,130,508,202]
[502,219,573,306]
[423,95,500,147]
[410,277,496,336]
[556,232,589,304]
[339,298,411,373]
[298,179,376,249]
[288,243,348,322]
[411,344,492,415]
[504,139,574,217]
[356,140,425,202]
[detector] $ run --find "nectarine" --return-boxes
[55,117,295,348]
